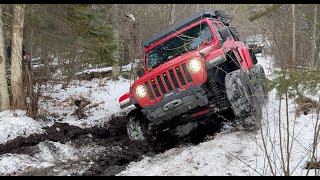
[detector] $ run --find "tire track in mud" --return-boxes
[0,112,226,176]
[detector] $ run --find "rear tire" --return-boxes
[225,69,262,131]
[249,64,267,101]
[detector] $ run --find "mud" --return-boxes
[1,112,227,176]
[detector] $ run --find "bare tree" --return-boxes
[311,5,318,68]
[249,4,283,22]
[11,4,25,109]
[0,5,10,111]
[292,4,296,68]
[169,4,176,25]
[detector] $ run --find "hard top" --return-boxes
[142,9,232,48]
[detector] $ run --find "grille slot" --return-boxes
[150,79,161,97]
[175,66,186,85]
[169,69,179,89]
[163,72,173,91]
[182,64,192,83]
[145,82,154,100]
[156,75,166,94]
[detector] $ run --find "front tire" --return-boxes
[225,69,262,131]
[127,109,147,142]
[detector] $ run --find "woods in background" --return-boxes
[0,4,319,117]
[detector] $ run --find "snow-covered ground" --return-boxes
[0,110,45,145]
[38,77,132,128]
[0,140,105,175]
[0,55,319,176]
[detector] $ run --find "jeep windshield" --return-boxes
[146,22,213,69]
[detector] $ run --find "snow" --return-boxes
[38,77,132,128]
[0,140,105,176]
[35,141,79,162]
[76,67,113,75]
[117,55,320,176]
[0,154,53,175]
[0,110,45,145]
[76,63,136,75]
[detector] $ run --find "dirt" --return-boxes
[0,112,227,176]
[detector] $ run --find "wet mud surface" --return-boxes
[0,112,227,176]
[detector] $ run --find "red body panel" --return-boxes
[119,17,254,109]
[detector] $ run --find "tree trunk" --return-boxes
[0,5,10,111]
[111,4,120,81]
[292,4,296,68]
[195,4,200,12]
[24,5,37,118]
[311,5,317,68]
[112,28,120,80]
[11,4,26,109]
[169,4,176,25]
[24,5,33,56]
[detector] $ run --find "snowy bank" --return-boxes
[0,110,44,145]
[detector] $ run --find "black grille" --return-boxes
[146,64,193,99]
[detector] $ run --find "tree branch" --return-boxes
[249,4,283,22]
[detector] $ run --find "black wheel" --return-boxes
[126,109,148,142]
[249,64,267,100]
[225,69,262,131]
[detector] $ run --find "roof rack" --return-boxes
[142,9,232,48]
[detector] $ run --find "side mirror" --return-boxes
[137,68,144,78]
[218,26,232,40]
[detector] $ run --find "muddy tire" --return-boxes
[225,69,262,131]
[126,109,147,142]
[249,64,267,100]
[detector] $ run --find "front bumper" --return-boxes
[141,85,208,125]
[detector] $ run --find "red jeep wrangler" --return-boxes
[119,10,266,143]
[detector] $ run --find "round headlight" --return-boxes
[188,58,202,72]
[135,85,147,98]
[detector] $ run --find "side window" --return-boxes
[211,22,222,41]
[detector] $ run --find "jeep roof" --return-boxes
[141,9,232,48]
